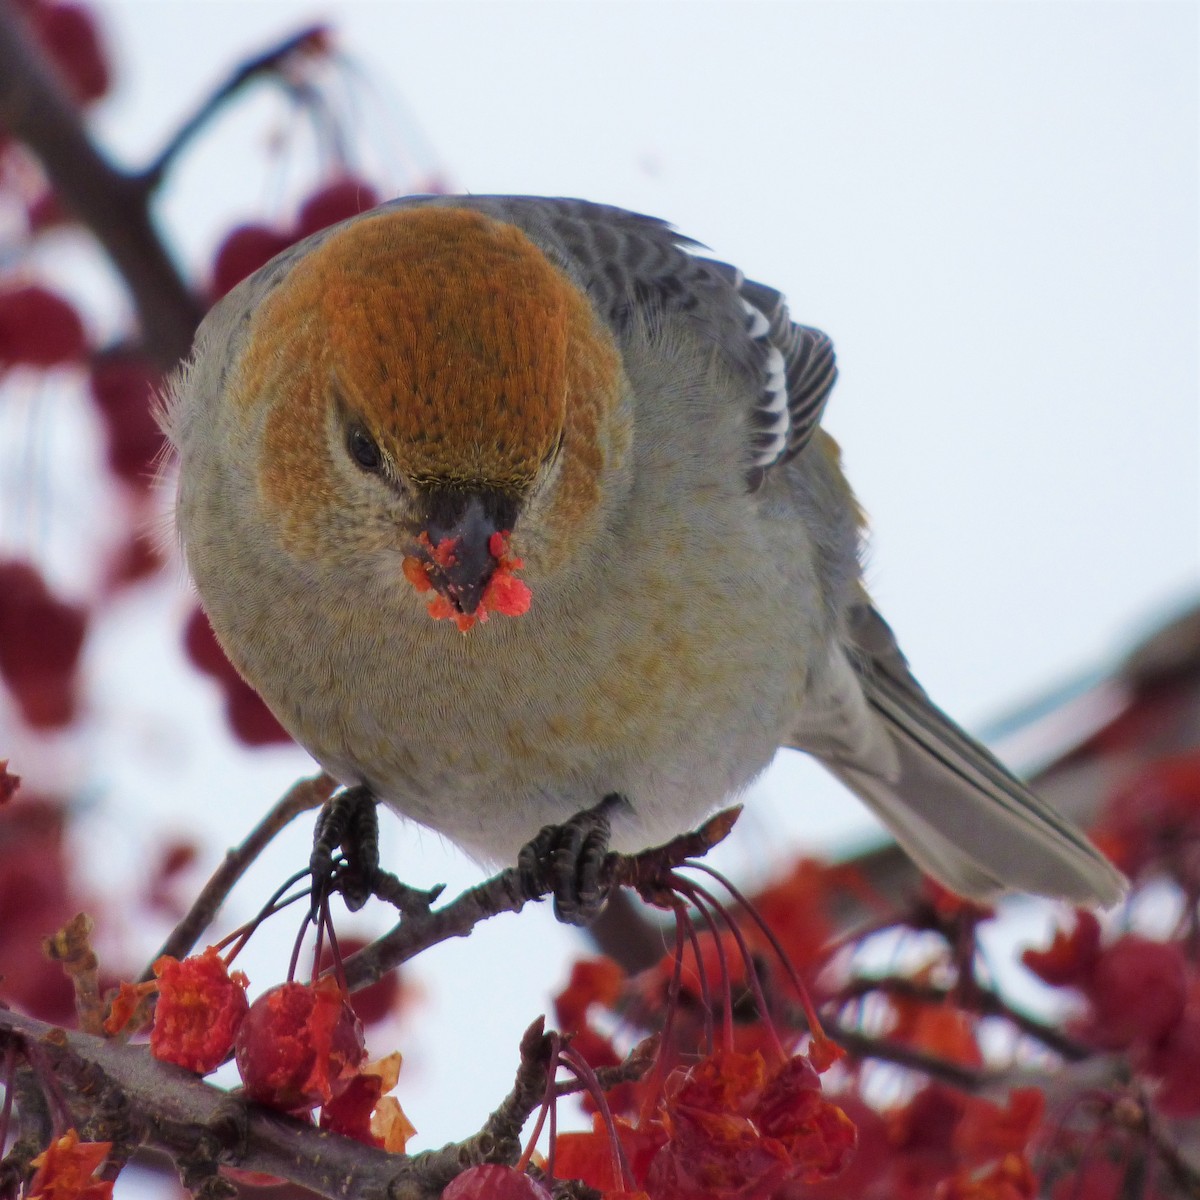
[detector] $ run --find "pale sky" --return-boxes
[36,0,1200,1158]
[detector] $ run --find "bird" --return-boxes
[160,195,1125,919]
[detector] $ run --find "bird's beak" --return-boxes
[405,489,521,619]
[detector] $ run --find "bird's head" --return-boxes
[229,205,628,632]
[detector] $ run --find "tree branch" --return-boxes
[826,1025,989,1092]
[339,809,741,994]
[0,1008,556,1200]
[0,1,203,370]
[835,975,1092,1063]
[140,24,330,187]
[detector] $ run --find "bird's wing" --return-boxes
[794,602,1127,905]
[405,195,838,483]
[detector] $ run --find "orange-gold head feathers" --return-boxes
[301,206,575,489]
[240,204,621,630]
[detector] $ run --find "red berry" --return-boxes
[88,355,164,487]
[0,799,77,1022]
[441,1165,552,1200]
[0,286,86,367]
[210,225,293,299]
[27,191,71,233]
[31,3,110,104]
[106,531,164,590]
[183,607,233,679]
[0,560,87,728]
[235,979,366,1111]
[182,609,292,747]
[225,678,292,747]
[294,178,380,238]
[151,948,250,1074]
[1083,936,1187,1050]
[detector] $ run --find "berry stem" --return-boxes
[559,1043,636,1193]
[685,859,835,1064]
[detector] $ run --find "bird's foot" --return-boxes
[310,786,441,917]
[517,793,630,926]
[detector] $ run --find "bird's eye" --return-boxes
[347,425,382,473]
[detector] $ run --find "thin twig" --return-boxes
[141,25,332,186]
[142,773,336,980]
[0,4,202,368]
[836,974,1092,1062]
[1132,1099,1200,1200]
[340,809,742,994]
[1146,1110,1200,1198]
[828,1024,991,1091]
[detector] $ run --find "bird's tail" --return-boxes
[806,605,1127,906]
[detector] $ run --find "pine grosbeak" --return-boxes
[162,196,1124,910]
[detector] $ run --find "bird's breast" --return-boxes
[274,548,804,860]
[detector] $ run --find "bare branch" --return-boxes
[0,2,202,369]
[835,975,1091,1063]
[826,1024,990,1092]
[0,1008,555,1200]
[141,25,331,187]
[339,809,741,994]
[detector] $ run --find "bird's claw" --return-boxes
[311,785,379,914]
[311,786,443,917]
[517,793,629,925]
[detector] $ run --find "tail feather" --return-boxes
[797,605,1127,906]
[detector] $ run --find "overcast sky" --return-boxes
[71,0,1199,1156]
